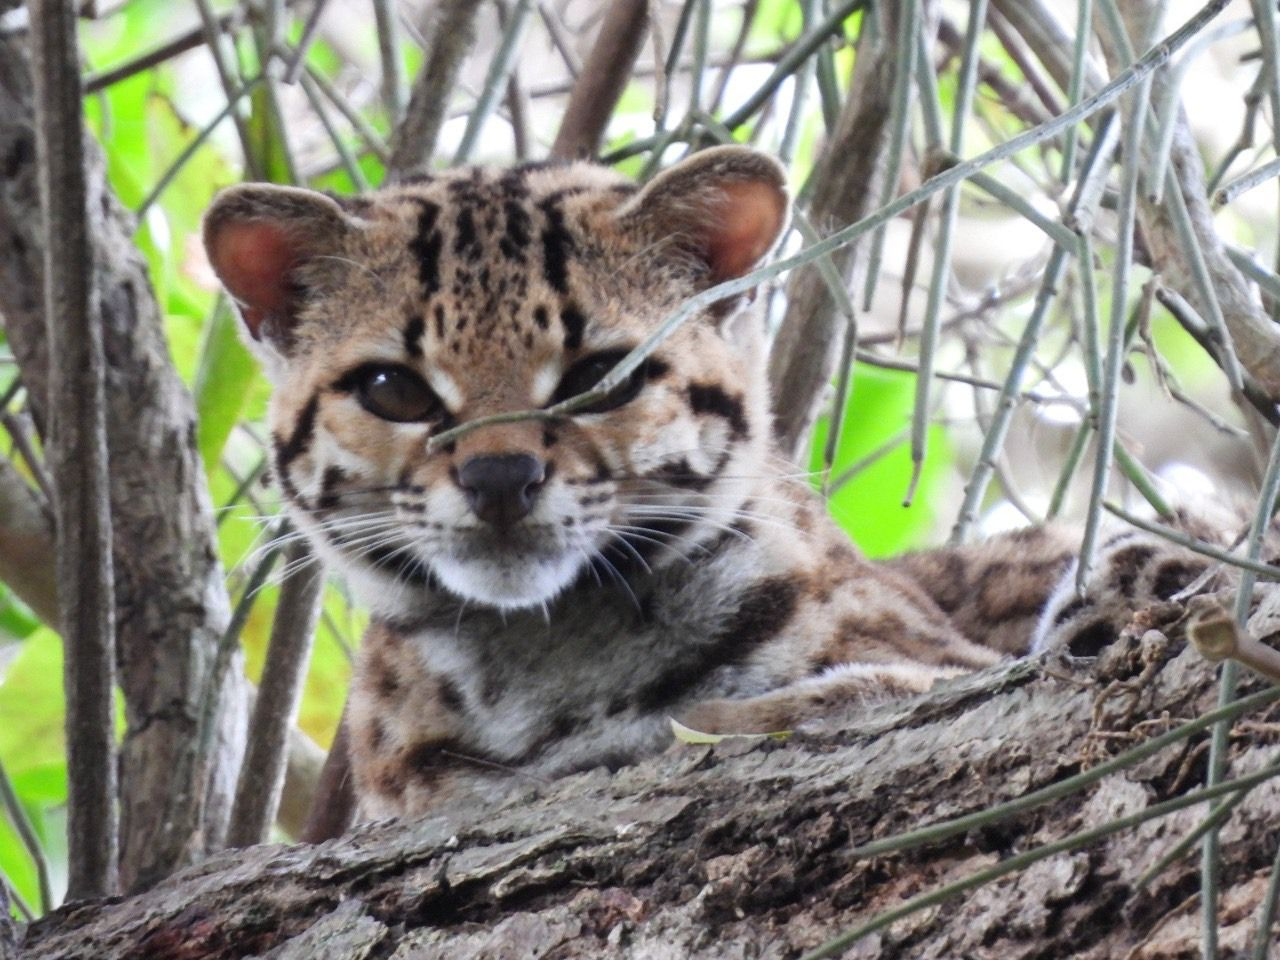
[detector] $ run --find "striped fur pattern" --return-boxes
[204,148,1219,821]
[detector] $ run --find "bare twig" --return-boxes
[30,0,117,900]
[0,754,52,913]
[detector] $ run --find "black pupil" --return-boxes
[360,367,437,422]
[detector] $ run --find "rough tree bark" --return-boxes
[0,27,247,892]
[16,612,1280,959]
[29,0,118,900]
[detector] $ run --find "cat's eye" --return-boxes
[335,364,442,423]
[549,350,651,414]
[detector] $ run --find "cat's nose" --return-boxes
[456,454,546,527]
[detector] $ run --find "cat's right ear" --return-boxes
[203,185,359,376]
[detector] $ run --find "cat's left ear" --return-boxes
[203,184,362,377]
[617,146,789,287]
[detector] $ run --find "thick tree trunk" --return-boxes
[17,619,1280,959]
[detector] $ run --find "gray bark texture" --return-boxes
[15,620,1280,959]
[29,0,118,900]
[0,28,247,892]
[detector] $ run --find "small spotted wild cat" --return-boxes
[204,146,1215,827]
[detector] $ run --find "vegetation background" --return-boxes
[2,0,1280,956]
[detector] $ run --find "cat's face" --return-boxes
[204,148,788,612]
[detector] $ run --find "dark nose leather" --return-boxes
[457,454,545,527]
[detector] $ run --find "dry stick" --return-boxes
[303,63,391,165]
[82,5,246,92]
[719,0,868,133]
[907,0,986,507]
[0,754,52,913]
[705,0,759,116]
[227,543,324,848]
[549,0,649,160]
[1213,157,1280,208]
[1202,405,1280,960]
[951,115,1119,544]
[135,76,265,220]
[429,0,1236,456]
[496,0,532,160]
[986,4,1065,118]
[1076,59,1149,594]
[0,410,53,517]
[2,871,33,925]
[859,0,918,315]
[452,0,532,165]
[30,0,117,900]
[1252,839,1280,960]
[371,0,405,120]
[1102,501,1280,580]
[537,0,581,77]
[283,0,332,83]
[299,72,370,191]
[388,0,483,176]
[1149,17,1253,203]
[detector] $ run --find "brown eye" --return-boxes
[550,350,663,414]
[334,363,442,423]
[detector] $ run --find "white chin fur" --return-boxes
[431,552,586,610]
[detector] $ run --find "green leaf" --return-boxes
[194,299,258,472]
[0,628,65,780]
[810,364,954,558]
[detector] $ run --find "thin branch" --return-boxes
[0,754,52,914]
[30,0,117,900]
[228,543,324,848]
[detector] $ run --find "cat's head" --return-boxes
[203,146,789,612]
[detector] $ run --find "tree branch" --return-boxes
[0,26,246,893]
[766,3,903,458]
[549,0,649,160]
[18,624,1280,958]
[387,0,483,176]
[30,0,117,900]
[227,544,324,848]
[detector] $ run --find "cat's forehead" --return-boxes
[307,164,671,368]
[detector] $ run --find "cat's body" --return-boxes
[204,147,1212,823]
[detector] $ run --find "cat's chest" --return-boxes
[402,588,775,769]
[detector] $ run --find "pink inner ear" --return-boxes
[704,180,787,283]
[209,220,300,340]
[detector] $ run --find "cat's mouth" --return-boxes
[428,543,587,610]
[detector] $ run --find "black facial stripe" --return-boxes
[316,465,349,511]
[533,305,550,330]
[272,393,320,500]
[687,383,749,439]
[403,313,425,358]
[560,304,585,352]
[409,199,443,297]
[433,304,446,340]
[539,197,573,293]
[501,199,531,262]
[645,457,713,491]
[636,576,799,710]
[454,206,481,259]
